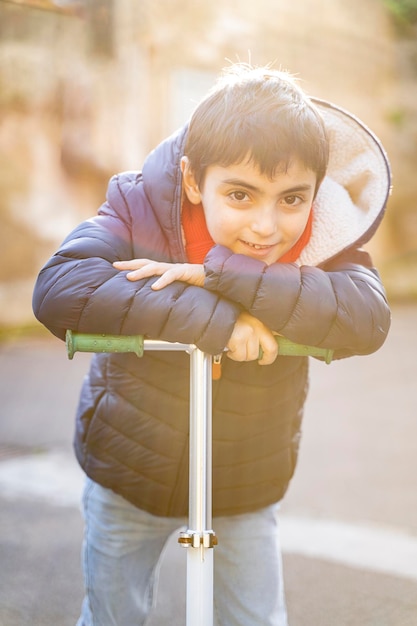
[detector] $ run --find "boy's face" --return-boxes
[182,157,317,265]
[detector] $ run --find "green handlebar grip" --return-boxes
[66,330,333,364]
[273,336,333,364]
[66,330,144,359]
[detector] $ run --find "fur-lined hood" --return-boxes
[300,99,391,266]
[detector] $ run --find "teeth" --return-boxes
[247,242,267,249]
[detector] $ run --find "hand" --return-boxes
[113,259,205,290]
[226,312,278,365]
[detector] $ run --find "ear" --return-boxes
[181,157,202,204]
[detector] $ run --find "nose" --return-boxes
[251,204,279,238]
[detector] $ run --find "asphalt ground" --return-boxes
[0,303,416,626]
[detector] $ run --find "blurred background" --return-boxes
[1,3,417,624]
[0,0,416,333]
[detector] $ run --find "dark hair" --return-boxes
[184,64,329,195]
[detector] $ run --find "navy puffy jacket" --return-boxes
[33,104,391,516]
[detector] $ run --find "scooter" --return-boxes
[66,330,333,626]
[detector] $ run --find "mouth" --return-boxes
[240,240,276,251]
[239,239,279,260]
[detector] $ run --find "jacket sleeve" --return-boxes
[32,175,241,355]
[204,245,391,358]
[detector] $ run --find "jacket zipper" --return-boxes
[213,353,223,380]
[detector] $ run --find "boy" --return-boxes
[33,63,391,625]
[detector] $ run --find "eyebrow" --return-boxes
[220,178,314,194]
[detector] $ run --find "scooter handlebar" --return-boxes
[66,330,333,364]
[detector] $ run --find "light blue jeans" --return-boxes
[77,478,288,626]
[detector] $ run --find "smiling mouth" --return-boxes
[241,240,275,250]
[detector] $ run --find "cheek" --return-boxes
[207,217,231,243]
[289,212,311,240]
[205,209,237,241]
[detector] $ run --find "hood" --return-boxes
[142,126,188,260]
[299,99,391,266]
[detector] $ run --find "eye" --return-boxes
[283,194,302,206]
[229,190,249,202]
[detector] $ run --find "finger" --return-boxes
[151,264,199,289]
[151,270,179,290]
[226,341,258,362]
[113,259,153,270]
[226,348,244,362]
[126,264,167,282]
[258,337,279,365]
